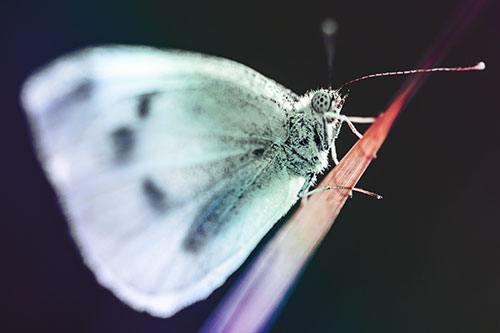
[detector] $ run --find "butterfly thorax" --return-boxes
[281,108,331,178]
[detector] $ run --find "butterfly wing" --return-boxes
[21,46,306,317]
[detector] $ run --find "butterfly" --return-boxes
[23,45,478,317]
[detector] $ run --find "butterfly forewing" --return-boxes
[22,46,306,316]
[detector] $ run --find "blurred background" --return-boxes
[2,0,499,332]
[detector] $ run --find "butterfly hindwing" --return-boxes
[21,46,306,316]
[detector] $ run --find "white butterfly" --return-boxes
[21,45,363,317]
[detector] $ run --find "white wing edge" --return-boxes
[20,45,300,117]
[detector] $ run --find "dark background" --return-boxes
[2,0,499,332]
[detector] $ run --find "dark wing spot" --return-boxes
[192,104,203,114]
[111,126,134,162]
[70,79,93,100]
[252,148,265,157]
[142,178,168,213]
[183,190,233,252]
[137,93,155,119]
[50,79,94,111]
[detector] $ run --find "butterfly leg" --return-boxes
[343,117,364,139]
[331,143,340,165]
[301,185,383,199]
[346,116,376,123]
[327,113,375,139]
[298,173,318,200]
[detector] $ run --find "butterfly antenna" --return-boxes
[321,18,338,88]
[337,61,486,90]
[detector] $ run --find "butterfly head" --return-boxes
[311,88,349,118]
[306,88,350,152]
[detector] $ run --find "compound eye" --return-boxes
[311,91,332,113]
